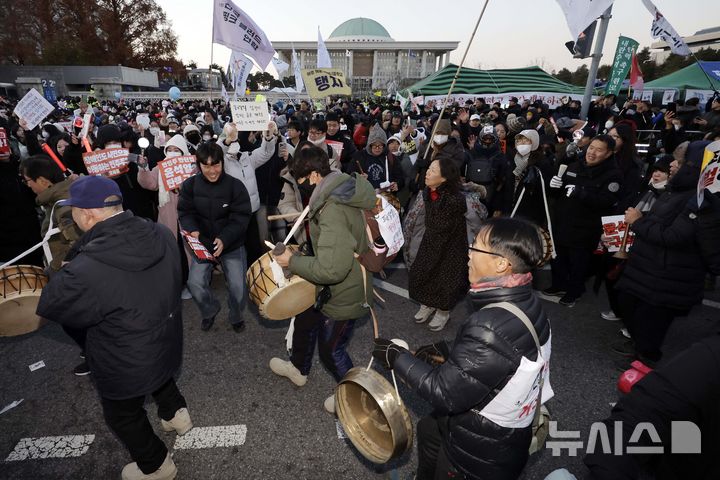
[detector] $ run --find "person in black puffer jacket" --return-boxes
[545,134,623,306]
[615,141,708,365]
[37,176,189,479]
[177,142,252,332]
[375,217,553,480]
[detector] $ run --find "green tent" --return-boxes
[404,64,586,96]
[644,62,720,91]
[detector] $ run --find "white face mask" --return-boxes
[227,142,240,155]
[203,134,212,142]
[310,136,326,147]
[673,124,681,131]
[41,131,50,139]
[650,179,667,189]
[165,151,181,158]
[605,120,614,130]
[434,134,448,145]
[149,127,160,137]
[516,144,532,156]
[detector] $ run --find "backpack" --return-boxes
[466,152,496,184]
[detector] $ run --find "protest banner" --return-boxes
[301,69,352,98]
[181,229,216,262]
[697,140,720,206]
[374,195,404,256]
[0,127,10,155]
[13,88,55,131]
[325,140,344,159]
[661,90,676,104]
[605,36,639,96]
[82,147,130,178]
[55,121,73,133]
[685,89,716,104]
[212,0,275,69]
[158,155,198,191]
[79,113,92,139]
[601,215,635,253]
[423,92,590,109]
[641,90,653,101]
[230,101,269,131]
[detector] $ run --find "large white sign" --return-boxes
[374,195,404,256]
[230,101,269,131]
[422,92,594,109]
[13,88,54,130]
[685,89,716,104]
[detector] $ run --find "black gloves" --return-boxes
[372,338,407,369]
[415,342,450,366]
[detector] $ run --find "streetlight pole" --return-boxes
[580,6,612,120]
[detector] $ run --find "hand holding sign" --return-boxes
[13,89,55,131]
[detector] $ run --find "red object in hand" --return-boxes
[41,143,68,173]
[0,127,10,155]
[617,360,653,394]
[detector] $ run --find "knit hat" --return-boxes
[435,119,451,136]
[365,123,387,153]
[164,134,190,157]
[506,114,527,134]
[556,117,575,130]
[516,129,540,151]
[387,133,402,145]
[96,124,122,149]
[183,124,200,136]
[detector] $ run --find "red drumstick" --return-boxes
[41,143,70,175]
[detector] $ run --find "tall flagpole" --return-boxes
[580,6,612,120]
[209,1,216,104]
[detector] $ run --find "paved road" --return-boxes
[1,265,718,479]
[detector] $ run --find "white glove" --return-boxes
[549,175,563,188]
[565,184,576,197]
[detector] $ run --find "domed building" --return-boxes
[273,18,458,96]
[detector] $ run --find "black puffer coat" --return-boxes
[408,184,468,311]
[552,156,623,249]
[177,170,252,254]
[394,284,552,480]
[36,212,183,400]
[616,144,705,310]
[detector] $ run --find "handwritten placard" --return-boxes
[82,147,129,178]
[181,229,215,262]
[13,88,54,131]
[230,101,269,131]
[601,215,634,253]
[158,155,197,191]
[375,195,404,256]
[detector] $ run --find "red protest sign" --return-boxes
[82,148,129,178]
[601,215,635,252]
[0,128,10,155]
[158,155,197,191]
[181,229,216,262]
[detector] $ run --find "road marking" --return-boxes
[373,279,409,299]
[173,425,247,450]
[5,435,95,461]
[335,420,347,439]
[703,299,720,310]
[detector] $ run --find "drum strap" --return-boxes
[536,170,557,260]
[0,202,62,269]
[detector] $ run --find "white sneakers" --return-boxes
[269,358,307,387]
[324,394,336,414]
[160,408,193,436]
[601,310,621,321]
[414,305,436,324]
[122,453,177,480]
[428,310,450,332]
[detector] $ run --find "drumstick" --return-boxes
[557,164,568,177]
[264,240,275,250]
[267,212,301,221]
[283,205,310,245]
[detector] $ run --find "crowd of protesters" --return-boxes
[2,87,720,480]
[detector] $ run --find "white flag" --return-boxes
[641,0,691,57]
[317,27,332,68]
[292,48,304,93]
[271,57,290,76]
[555,0,614,41]
[221,83,229,102]
[229,51,253,92]
[212,1,275,69]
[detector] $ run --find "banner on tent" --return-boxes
[422,92,592,109]
[685,90,716,104]
[662,90,676,104]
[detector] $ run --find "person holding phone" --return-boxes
[177,142,252,333]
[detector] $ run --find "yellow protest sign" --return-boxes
[301,69,351,98]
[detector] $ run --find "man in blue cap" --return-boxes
[37,175,191,480]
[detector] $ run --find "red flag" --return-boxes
[630,53,644,91]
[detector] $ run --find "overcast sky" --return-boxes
[156,0,719,74]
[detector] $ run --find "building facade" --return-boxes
[273,18,458,97]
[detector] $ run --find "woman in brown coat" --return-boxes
[408,154,469,331]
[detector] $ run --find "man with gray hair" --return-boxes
[37,176,190,480]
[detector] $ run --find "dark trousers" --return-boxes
[62,325,86,352]
[101,379,186,474]
[245,212,263,266]
[417,415,462,480]
[289,308,356,381]
[616,291,688,361]
[550,245,593,299]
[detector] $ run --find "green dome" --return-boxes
[328,18,393,42]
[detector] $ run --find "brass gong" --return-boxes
[335,367,413,464]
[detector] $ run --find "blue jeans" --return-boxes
[187,246,247,325]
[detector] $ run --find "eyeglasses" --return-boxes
[468,245,503,256]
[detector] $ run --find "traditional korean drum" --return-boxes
[0,265,48,337]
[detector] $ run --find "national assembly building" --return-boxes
[273,18,459,96]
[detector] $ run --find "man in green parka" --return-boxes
[270,145,377,413]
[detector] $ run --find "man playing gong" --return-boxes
[271,145,377,413]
